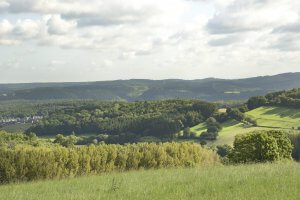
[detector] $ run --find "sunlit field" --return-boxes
[189,106,300,146]
[0,162,299,200]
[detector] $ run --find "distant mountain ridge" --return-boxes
[0,72,300,101]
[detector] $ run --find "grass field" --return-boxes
[210,120,278,146]
[189,106,300,146]
[0,162,299,200]
[246,106,300,129]
[188,119,277,146]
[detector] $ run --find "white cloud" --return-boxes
[46,15,76,35]
[0,19,13,35]
[207,0,299,34]
[0,0,188,52]
[13,19,40,39]
[0,0,300,82]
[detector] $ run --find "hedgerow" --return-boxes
[0,142,219,183]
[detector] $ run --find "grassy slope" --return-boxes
[190,122,207,135]
[0,163,299,200]
[246,106,300,128]
[190,106,300,146]
[211,120,276,146]
[191,120,275,146]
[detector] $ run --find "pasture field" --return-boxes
[189,119,279,146]
[246,106,300,129]
[210,120,278,146]
[190,106,300,146]
[0,162,299,200]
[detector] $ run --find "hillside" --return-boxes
[190,106,300,146]
[247,106,300,129]
[0,72,300,101]
[0,163,299,200]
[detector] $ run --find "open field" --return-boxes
[210,120,279,146]
[246,106,300,129]
[0,162,299,200]
[190,106,300,146]
[189,119,279,146]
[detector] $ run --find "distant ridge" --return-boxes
[0,72,299,101]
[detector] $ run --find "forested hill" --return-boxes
[247,88,300,109]
[1,72,300,101]
[26,100,216,137]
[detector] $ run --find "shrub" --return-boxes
[183,127,191,138]
[288,132,300,161]
[190,132,197,139]
[216,145,233,157]
[0,142,219,184]
[0,131,43,148]
[229,130,293,163]
[238,105,249,113]
[207,126,219,133]
[136,136,161,143]
[227,108,245,122]
[54,134,78,147]
[214,112,229,123]
[205,117,222,141]
[200,131,218,141]
[244,117,257,126]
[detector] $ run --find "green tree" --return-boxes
[229,130,292,163]
[216,145,233,157]
[247,96,268,110]
[183,127,191,138]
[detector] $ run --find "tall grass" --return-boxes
[0,162,299,200]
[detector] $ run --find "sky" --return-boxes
[0,0,299,83]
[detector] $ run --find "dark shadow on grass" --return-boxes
[222,119,240,128]
[262,107,300,119]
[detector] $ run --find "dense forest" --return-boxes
[26,100,216,139]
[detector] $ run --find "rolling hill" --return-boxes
[190,106,300,146]
[0,72,300,101]
[246,106,300,129]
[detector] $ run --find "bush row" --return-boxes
[0,142,219,183]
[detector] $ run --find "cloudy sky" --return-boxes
[0,0,299,83]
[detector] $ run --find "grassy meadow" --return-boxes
[246,106,300,128]
[0,162,299,200]
[188,106,300,146]
[189,119,283,146]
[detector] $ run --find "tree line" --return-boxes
[247,88,300,110]
[26,100,217,139]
